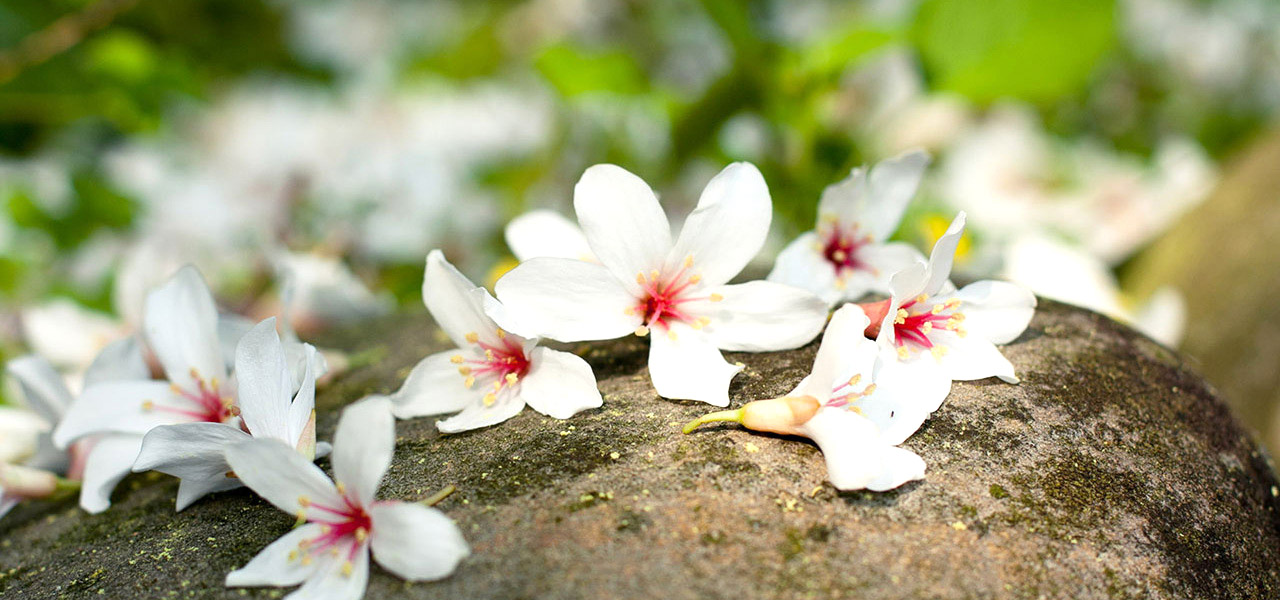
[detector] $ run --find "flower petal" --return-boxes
[668,162,771,286]
[290,544,369,600]
[287,344,318,448]
[647,323,742,407]
[78,434,143,514]
[933,330,1019,383]
[134,422,249,480]
[855,242,926,295]
[505,209,594,262]
[573,164,671,294]
[818,150,930,241]
[144,265,228,391]
[923,212,965,296]
[797,408,883,490]
[423,250,498,349]
[6,356,72,424]
[493,258,639,342]
[951,281,1036,344]
[388,351,478,419]
[792,304,876,401]
[435,392,526,434]
[518,347,603,419]
[52,381,183,448]
[698,281,828,352]
[369,502,469,581]
[217,313,256,370]
[864,446,927,492]
[859,359,952,446]
[766,232,842,305]
[175,474,243,511]
[235,319,295,443]
[224,438,341,515]
[226,523,325,587]
[332,396,394,506]
[84,336,150,386]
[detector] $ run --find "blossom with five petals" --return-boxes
[767,150,930,305]
[494,163,828,406]
[225,396,468,599]
[132,317,322,509]
[389,250,602,432]
[683,304,950,490]
[863,212,1036,383]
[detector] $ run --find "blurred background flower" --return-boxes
[0,0,1278,451]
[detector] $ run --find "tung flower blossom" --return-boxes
[684,305,951,491]
[768,150,931,305]
[494,163,828,406]
[390,250,602,432]
[863,212,1036,384]
[132,318,322,510]
[225,396,468,598]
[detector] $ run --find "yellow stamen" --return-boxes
[848,374,861,386]
[921,322,933,334]
[688,274,702,284]
[862,383,877,396]
[450,354,464,364]
[914,294,929,304]
[635,326,650,337]
[341,561,353,576]
[301,555,313,566]
[465,332,479,344]
[298,496,311,507]
[355,528,368,543]
[636,272,646,286]
[667,329,678,341]
[932,303,945,315]
[496,328,506,339]
[288,550,299,562]
[623,306,635,316]
[895,309,908,325]
[650,269,660,281]
[458,366,471,375]
[897,347,910,360]
[832,250,847,262]
[505,373,519,385]
[483,393,497,406]
[484,349,495,360]
[464,376,476,389]
[169,383,183,395]
[141,400,155,412]
[684,255,694,267]
[493,381,502,391]
[336,482,346,495]
[931,346,948,359]
[955,327,968,338]
[709,293,724,302]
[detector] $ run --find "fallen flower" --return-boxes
[225,396,468,598]
[683,304,950,491]
[389,250,602,432]
[768,150,930,305]
[494,162,828,406]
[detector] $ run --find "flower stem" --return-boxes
[681,408,745,434]
[422,485,457,507]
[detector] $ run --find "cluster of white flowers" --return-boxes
[0,150,1036,599]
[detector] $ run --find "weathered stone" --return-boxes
[1,300,1277,599]
[1125,127,1280,456]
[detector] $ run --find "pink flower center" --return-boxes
[142,368,237,423]
[452,331,530,406]
[893,295,967,358]
[292,487,373,576]
[819,226,872,273]
[628,256,722,337]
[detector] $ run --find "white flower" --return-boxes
[767,150,931,305]
[494,163,829,406]
[867,212,1036,384]
[683,304,951,491]
[389,250,602,432]
[20,299,127,376]
[3,337,150,515]
[504,209,594,263]
[273,250,393,331]
[225,396,468,598]
[132,318,322,510]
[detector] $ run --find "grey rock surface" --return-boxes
[1,300,1278,599]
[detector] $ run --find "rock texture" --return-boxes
[1,300,1278,599]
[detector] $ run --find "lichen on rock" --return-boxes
[1,300,1277,599]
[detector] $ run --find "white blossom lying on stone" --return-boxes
[494,162,828,406]
[225,396,468,599]
[390,250,602,432]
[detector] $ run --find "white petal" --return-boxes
[134,422,248,480]
[53,381,182,448]
[668,162,771,286]
[6,356,72,423]
[766,232,842,306]
[493,258,639,342]
[388,351,478,419]
[864,446,927,492]
[818,150,929,241]
[1132,286,1185,347]
[647,323,741,407]
[287,344,318,447]
[21,299,122,371]
[143,265,228,391]
[933,330,1018,383]
[436,392,526,434]
[217,313,256,370]
[332,396,394,506]
[224,438,341,515]
[518,347,603,419]
[574,164,672,295]
[369,502,469,581]
[879,261,929,349]
[797,408,883,490]
[84,336,150,386]
[423,250,498,349]
[175,475,243,511]
[951,280,1036,344]
[289,545,369,600]
[923,212,965,296]
[235,319,295,442]
[78,434,143,514]
[699,281,828,352]
[855,242,926,296]
[792,304,876,401]
[505,209,594,262]
[0,496,17,518]
[860,359,951,446]
[226,523,325,587]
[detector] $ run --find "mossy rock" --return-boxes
[2,300,1278,599]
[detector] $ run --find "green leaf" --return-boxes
[911,0,1116,103]
[535,43,647,98]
